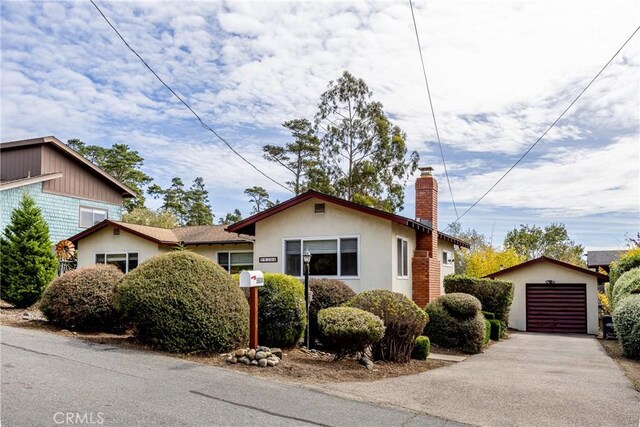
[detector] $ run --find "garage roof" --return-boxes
[484,256,607,280]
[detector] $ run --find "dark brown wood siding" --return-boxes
[0,145,42,180]
[526,283,587,334]
[40,145,123,205]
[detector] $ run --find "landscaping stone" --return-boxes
[255,351,267,360]
[234,349,246,357]
[258,359,268,367]
[267,359,276,367]
[225,355,237,364]
[227,347,280,368]
[359,356,374,370]
[271,348,283,359]
[246,349,256,360]
[250,360,258,366]
[238,356,250,365]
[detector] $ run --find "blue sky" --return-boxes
[2,0,638,250]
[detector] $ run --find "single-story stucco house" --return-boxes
[69,220,254,274]
[485,256,607,335]
[227,166,469,307]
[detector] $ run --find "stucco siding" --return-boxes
[391,222,416,297]
[439,240,455,294]
[76,227,160,268]
[0,183,122,244]
[494,263,598,335]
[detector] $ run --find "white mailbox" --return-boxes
[239,270,264,288]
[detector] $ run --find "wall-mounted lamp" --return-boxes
[545,279,555,285]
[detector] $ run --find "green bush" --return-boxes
[441,293,482,319]
[612,294,640,359]
[482,311,495,320]
[610,250,640,285]
[412,336,430,360]
[115,251,249,353]
[0,193,57,308]
[348,290,428,362]
[257,273,306,349]
[317,307,385,360]
[444,275,513,333]
[483,320,491,346]
[40,265,124,332]
[309,278,356,346]
[488,319,502,341]
[424,293,485,354]
[611,268,640,311]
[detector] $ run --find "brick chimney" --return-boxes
[412,166,441,307]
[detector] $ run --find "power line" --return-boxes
[409,0,459,219]
[89,0,292,193]
[444,24,640,232]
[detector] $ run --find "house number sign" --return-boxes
[259,256,278,263]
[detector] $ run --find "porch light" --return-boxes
[303,249,312,265]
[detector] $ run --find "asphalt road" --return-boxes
[1,326,463,427]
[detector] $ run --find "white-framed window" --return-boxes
[217,252,254,274]
[284,237,358,278]
[95,252,138,273]
[442,250,454,266]
[397,237,409,278]
[80,206,108,228]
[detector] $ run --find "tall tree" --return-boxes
[122,207,178,229]
[245,186,275,214]
[148,177,188,224]
[465,247,526,278]
[186,177,214,226]
[148,177,214,226]
[447,222,490,274]
[218,209,243,225]
[263,119,321,195]
[503,223,585,265]
[313,71,419,212]
[0,193,57,308]
[66,139,152,211]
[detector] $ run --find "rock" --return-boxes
[267,359,276,367]
[255,351,267,360]
[258,358,268,367]
[250,360,258,366]
[257,346,270,353]
[246,349,256,360]
[265,350,272,357]
[225,356,237,364]
[234,349,246,357]
[238,356,250,365]
[60,329,70,333]
[271,348,283,359]
[359,356,374,370]
[22,312,30,319]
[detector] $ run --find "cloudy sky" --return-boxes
[2,0,638,250]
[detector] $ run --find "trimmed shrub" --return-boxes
[610,250,640,285]
[317,307,385,360]
[40,265,124,332]
[115,252,249,353]
[257,273,306,349]
[611,268,640,311]
[488,319,502,341]
[444,275,513,333]
[348,290,428,362]
[483,320,491,346]
[441,293,482,319]
[309,278,356,346]
[412,336,430,360]
[612,294,640,359]
[424,293,485,354]
[482,311,495,320]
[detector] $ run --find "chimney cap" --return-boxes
[419,166,434,176]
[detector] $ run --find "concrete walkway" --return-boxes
[313,333,640,427]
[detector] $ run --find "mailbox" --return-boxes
[239,270,264,287]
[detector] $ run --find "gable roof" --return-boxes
[586,250,627,268]
[484,256,607,280]
[226,190,470,248]
[68,220,254,246]
[1,136,137,198]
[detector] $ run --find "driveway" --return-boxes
[314,333,640,427]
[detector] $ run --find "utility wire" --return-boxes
[409,0,459,219]
[89,0,292,193]
[444,24,640,232]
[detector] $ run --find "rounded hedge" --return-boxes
[257,273,306,349]
[441,293,482,319]
[309,278,356,346]
[611,268,640,311]
[612,294,640,359]
[424,294,485,354]
[115,251,249,353]
[610,250,640,285]
[347,289,428,362]
[317,306,385,360]
[40,264,124,332]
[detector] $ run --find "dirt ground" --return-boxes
[0,305,452,384]
[599,338,640,392]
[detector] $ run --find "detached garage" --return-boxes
[485,256,606,335]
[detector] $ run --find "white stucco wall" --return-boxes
[492,262,599,335]
[187,243,254,264]
[76,227,161,268]
[391,222,416,297]
[439,240,455,295]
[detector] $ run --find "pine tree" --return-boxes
[186,177,214,225]
[0,193,57,308]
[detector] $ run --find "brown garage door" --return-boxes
[526,283,587,333]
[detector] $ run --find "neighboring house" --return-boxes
[0,136,136,244]
[485,256,607,335]
[69,220,254,274]
[586,249,626,275]
[228,167,470,307]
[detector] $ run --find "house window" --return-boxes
[284,237,358,277]
[397,237,409,277]
[95,252,138,273]
[217,252,254,274]
[80,206,108,228]
[442,250,454,266]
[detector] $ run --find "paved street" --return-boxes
[315,333,640,427]
[1,326,461,427]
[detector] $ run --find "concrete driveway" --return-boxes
[314,333,640,426]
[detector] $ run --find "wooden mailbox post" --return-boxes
[239,270,264,349]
